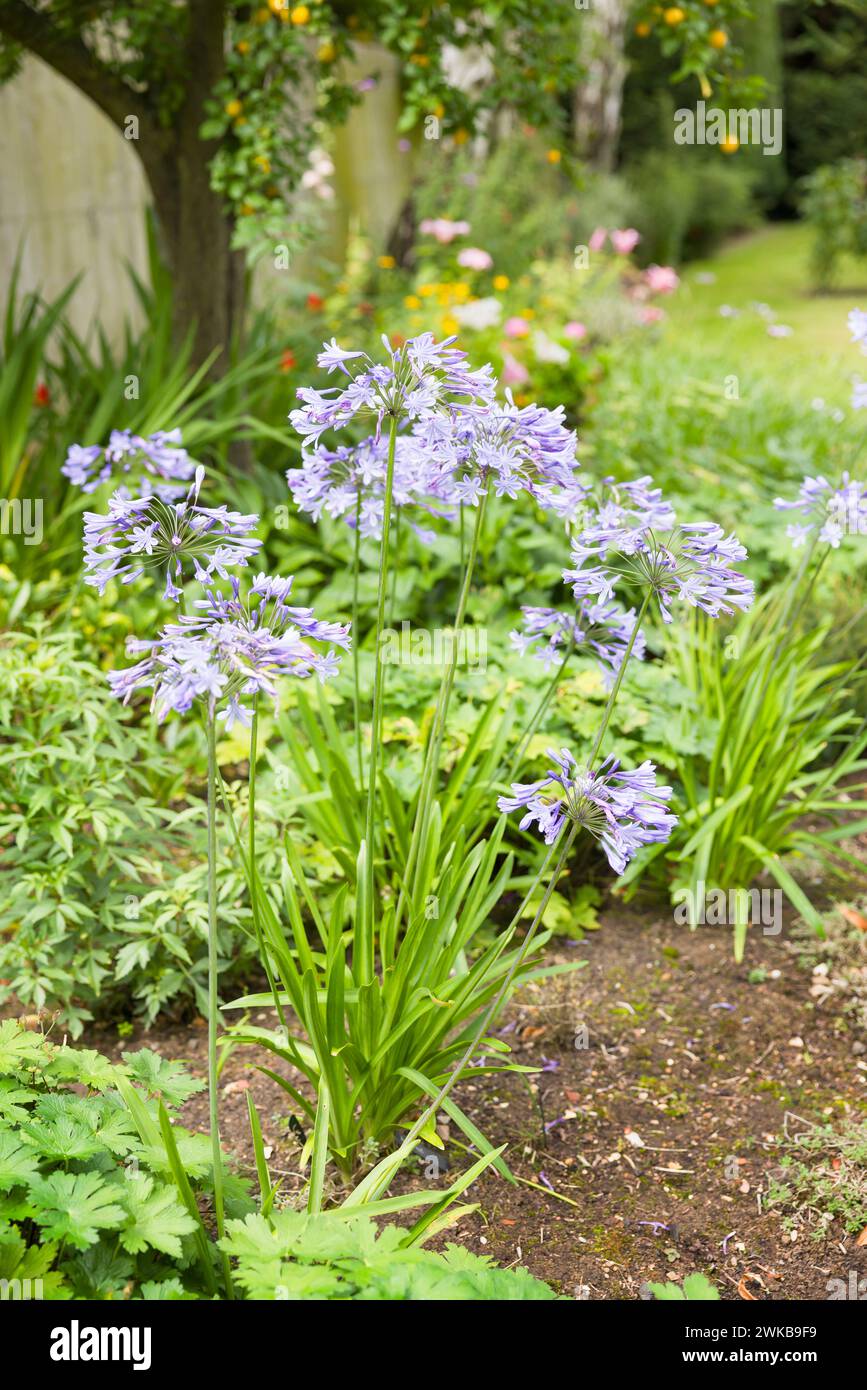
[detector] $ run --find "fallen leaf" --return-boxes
[839,906,867,932]
[855,1226,867,1247]
[737,1272,764,1301]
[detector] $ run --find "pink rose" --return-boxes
[501,352,529,386]
[589,227,608,252]
[504,316,531,339]
[457,247,494,271]
[611,228,641,255]
[644,264,680,294]
[639,305,665,325]
[563,321,587,341]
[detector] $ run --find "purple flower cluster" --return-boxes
[286,431,454,541]
[498,747,677,873]
[108,572,350,727]
[412,394,580,508]
[563,477,753,624]
[63,428,195,497]
[510,600,646,685]
[774,473,867,547]
[83,467,262,602]
[289,333,496,449]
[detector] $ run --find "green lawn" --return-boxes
[663,223,867,402]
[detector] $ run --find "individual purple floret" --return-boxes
[83,467,262,602]
[510,600,646,685]
[289,333,496,449]
[848,307,867,352]
[62,428,195,496]
[773,473,867,547]
[498,747,677,873]
[107,572,349,727]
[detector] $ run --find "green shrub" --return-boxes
[0,626,258,1034]
[801,157,867,289]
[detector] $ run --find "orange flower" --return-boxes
[33,382,50,407]
[306,292,324,310]
[546,149,561,164]
[709,28,728,48]
[663,6,685,23]
[279,349,297,372]
[721,135,739,154]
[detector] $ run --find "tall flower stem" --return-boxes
[399,823,577,1154]
[587,589,652,769]
[352,492,363,788]
[206,716,233,1297]
[397,493,487,926]
[508,643,573,780]
[360,415,399,976]
[248,699,289,1038]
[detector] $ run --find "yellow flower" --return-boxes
[254,154,271,173]
[663,6,685,23]
[441,315,459,336]
[709,28,728,48]
[433,102,445,118]
[452,283,471,303]
[721,135,739,154]
[240,201,256,216]
[404,294,422,309]
[290,4,310,24]
[635,22,651,36]
[317,40,336,62]
[418,283,437,298]
[493,274,510,291]
[237,40,251,54]
[225,98,244,118]
[268,0,287,12]
[546,148,561,164]
[254,6,272,21]
[453,128,469,146]
[519,308,536,320]
[409,53,429,67]
[378,254,396,269]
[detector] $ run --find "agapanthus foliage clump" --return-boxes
[499,748,677,873]
[83,467,262,601]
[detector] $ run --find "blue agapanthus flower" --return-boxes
[289,333,496,449]
[564,476,753,624]
[108,572,349,727]
[510,600,646,685]
[498,747,677,872]
[774,473,867,547]
[411,394,579,508]
[83,467,262,601]
[63,428,195,497]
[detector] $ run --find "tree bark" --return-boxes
[573,0,629,172]
[0,0,243,372]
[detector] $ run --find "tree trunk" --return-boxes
[143,141,245,373]
[573,0,629,172]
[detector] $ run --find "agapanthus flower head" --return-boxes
[511,599,646,685]
[413,393,580,509]
[563,478,753,624]
[498,747,677,873]
[774,472,867,547]
[286,430,455,541]
[289,333,496,450]
[83,467,262,602]
[63,428,195,496]
[107,572,350,727]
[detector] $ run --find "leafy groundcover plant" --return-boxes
[0,1022,553,1301]
[67,331,756,1289]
